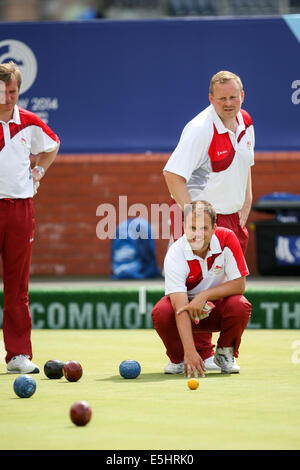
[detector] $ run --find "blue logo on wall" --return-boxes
[0,39,37,94]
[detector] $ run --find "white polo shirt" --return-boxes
[164,226,249,300]
[0,105,59,199]
[163,104,255,214]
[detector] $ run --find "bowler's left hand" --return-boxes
[176,296,207,323]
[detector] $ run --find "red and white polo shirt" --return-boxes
[164,226,249,299]
[0,105,59,199]
[163,104,255,214]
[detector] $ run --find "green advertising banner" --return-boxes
[0,287,299,330]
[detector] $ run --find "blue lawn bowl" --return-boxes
[13,375,36,398]
[119,360,141,379]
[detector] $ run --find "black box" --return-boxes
[254,220,300,275]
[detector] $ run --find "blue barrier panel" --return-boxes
[0,17,299,153]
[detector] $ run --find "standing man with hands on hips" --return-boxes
[0,61,60,374]
[163,71,254,371]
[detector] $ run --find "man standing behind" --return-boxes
[152,200,251,377]
[163,71,254,369]
[0,61,60,374]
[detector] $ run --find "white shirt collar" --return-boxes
[209,104,228,134]
[210,104,245,135]
[11,105,21,124]
[236,110,245,133]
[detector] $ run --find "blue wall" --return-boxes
[1,16,299,153]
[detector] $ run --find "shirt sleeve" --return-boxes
[164,243,189,295]
[30,116,60,155]
[223,231,249,280]
[163,120,210,182]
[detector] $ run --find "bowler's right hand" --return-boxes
[184,350,205,378]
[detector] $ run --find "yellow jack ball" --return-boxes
[187,378,199,390]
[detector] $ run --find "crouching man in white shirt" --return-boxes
[152,200,251,377]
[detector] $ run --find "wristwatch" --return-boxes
[34,166,45,177]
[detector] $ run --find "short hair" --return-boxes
[209,70,243,96]
[184,200,216,227]
[0,61,22,89]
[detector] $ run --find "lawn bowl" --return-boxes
[63,360,83,382]
[70,401,92,426]
[13,375,36,398]
[119,360,141,379]
[44,359,64,379]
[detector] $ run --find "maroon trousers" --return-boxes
[0,198,34,363]
[169,201,249,359]
[152,295,251,362]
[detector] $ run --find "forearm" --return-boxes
[35,143,60,173]
[242,180,252,215]
[195,277,246,304]
[239,168,252,227]
[171,292,205,377]
[244,183,252,209]
[175,311,197,354]
[163,171,191,210]
[170,293,196,353]
[175,277,246,323]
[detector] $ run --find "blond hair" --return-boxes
[209,70,243,95]
[0,61,22,89]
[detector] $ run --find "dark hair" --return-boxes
[184,200,216,227]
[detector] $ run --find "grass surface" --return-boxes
[0,329,299,450]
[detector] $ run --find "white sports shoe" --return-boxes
[205,354,240,373]
[204,355,221,371]
[214,347,236,374]
[230,358,240,374]
[164,353,240,375]
[7,355,40,374]
[164,361,184,374]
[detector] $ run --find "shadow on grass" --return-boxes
[97,371,231,383]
